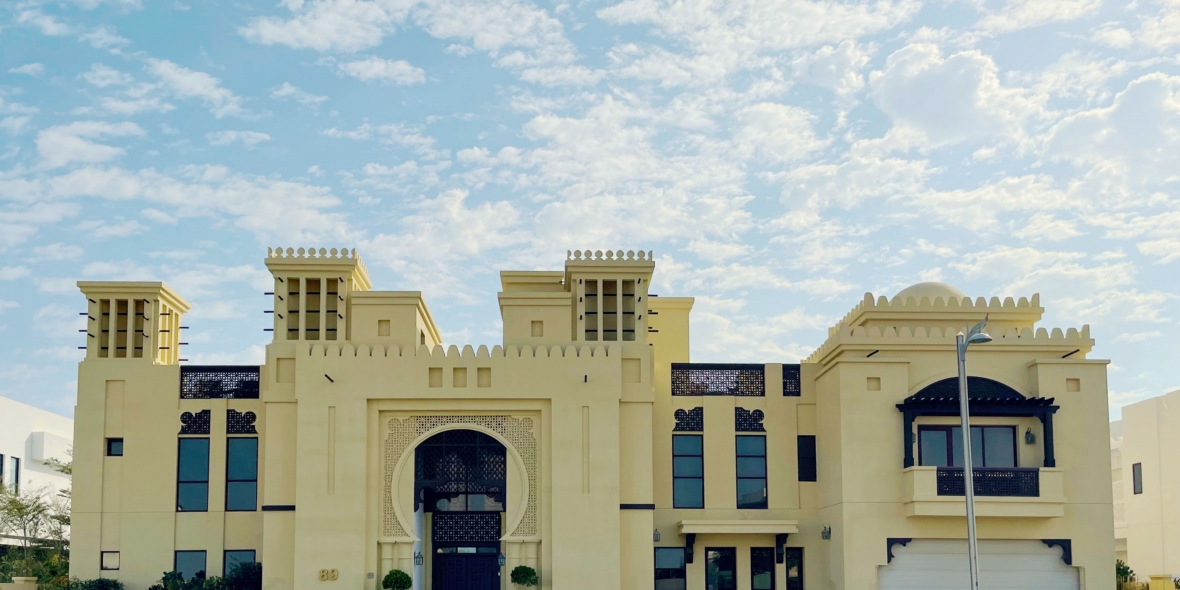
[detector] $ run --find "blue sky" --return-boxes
[1,0,1178,419]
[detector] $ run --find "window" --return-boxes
[0,453,5,488]
[785,548,804,590]
[10,457,19,493]
[1133,463,1143,495]
[918,426,1016,468]
[736,436,767,509]
[672,435,703,509]
[226,438,258,511]
[177,438,210,512]
[101,552,120,571]
[750,548,775,590]
[224,550,256,577]
[798,435,817,482]
[175,550,207,580]
[106,438,124,457]
[654,547,686,590]
[705,548,736,590]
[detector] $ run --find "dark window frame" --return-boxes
[917,425,1017,468]
[225,437,259,512]
[10,456,19,494]
[750,547,775,590]
[736,435,767,509]
[785,547,804,590]
[100,551,120,571]
[672,434,704,509]
[654,547,687,590]
[106,438,124,457]
[705,547,737,590]
[224,549,257,577]
[1133,462,1143,494]
[177,437,210,513]
[797,435,817,482]
[174,550,208,581]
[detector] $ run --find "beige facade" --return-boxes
[71,249,1115,590]
[1112,389,1180,579]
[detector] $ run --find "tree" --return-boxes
[0,484,52,577]
[510,565,538,587]
[382,569,411,590]
[1116,559,1135,584]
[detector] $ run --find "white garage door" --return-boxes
[878,539,1079,590]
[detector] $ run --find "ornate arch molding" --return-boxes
[383,415,537,540]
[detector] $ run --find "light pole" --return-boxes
[957,315,991,590]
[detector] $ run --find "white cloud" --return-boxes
[101,97,177,115]
[733,103,828,163]
[976,0,1103,33]
[145,59,246,118]
[29,243,84,262]
[324,123,448,159]
[0,266,32,280]
[78,25,131,49]
[0,117,31,135]
[337,56,426,85]
[1114,331,1162,343]
[141,208,179,224]
[1046,73,1180,185]
[271,82,328,106]
[9,63,45,76]
[240,0,401,53]
[82,63,133,87]
[0,300,17,314]
[780,155,931,212]
[76,219,148,238]
[1013,212,1083,241]
[206,130,272,148]
[913,175,1070,229]
[17,10,73,36]
[792,41,872,96]
[868,43,1038,145]
[35,121,145,169]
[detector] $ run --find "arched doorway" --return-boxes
[415,429,505,590]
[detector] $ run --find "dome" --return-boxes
[893,281,966,303]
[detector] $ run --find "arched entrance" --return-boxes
[415,429,505,590]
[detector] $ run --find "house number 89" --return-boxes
[318,569,339,581]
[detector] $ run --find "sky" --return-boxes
[0,0,1178,420]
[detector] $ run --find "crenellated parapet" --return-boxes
[307,342,618,359]
[566,249,652,262]
[806,321,1093,364]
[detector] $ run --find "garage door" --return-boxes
[878,539,1079,590]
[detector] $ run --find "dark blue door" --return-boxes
[433,553,499,590]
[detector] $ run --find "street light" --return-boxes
[957,315,991,590]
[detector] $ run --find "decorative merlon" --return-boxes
[566,249,652,261]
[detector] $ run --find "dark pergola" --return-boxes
[896,377,1059,469]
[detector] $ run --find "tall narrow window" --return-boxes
[654,547,687,590]
[705,548,736,590]
[785,548,804,590]
[798,435,817,482]
[9,457,19,493]
[175,550,207,580]
[736,436,767,509]
[672,435,704,509]
[177,438,210,512]
[750,548,775,590]
[1133,462,1143,495]
[226,438,258,511]
[0,453,5,488]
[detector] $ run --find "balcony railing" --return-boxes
[180,365,261,399]
[936,467,1039,497]
[671,363,765,396]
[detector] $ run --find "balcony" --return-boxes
[903,466,1064,518]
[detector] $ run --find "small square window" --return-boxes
[106,438,124,457]
[101,551,120,571]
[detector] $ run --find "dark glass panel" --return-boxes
[737,457,766,478]
[751,548,775,590]
[735,436,765,457]
[673,435,702,456]
[178,439,209,482]
[227,438,258,481]
[175,551,207,581]
[674,457,703,478]
[177,482,208,512]
[673,478,703,508]
[984,427,1016,467]
[226,482,257,511]
[736,479,767,509]
[224,550,255,576]
[705,548,736,590]
[919,429,949,467]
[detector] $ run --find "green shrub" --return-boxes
[382,569,412,590]
[1117,559,1136,584]
[510,565,538,587]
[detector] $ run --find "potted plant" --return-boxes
[510,565,538,588]
[382,569,412,590]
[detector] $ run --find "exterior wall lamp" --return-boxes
[653,529,661,542]
[498,552,506,567]
[1025,427,1036,444]
[821,526,831,540]
[414,551,424,566]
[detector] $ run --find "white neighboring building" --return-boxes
[0,394,73,498]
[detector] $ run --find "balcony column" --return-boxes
[902,411,915,468]
[1040,411,1056,468]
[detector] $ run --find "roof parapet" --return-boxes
[806,323,1093,364]
[567,249,652,262]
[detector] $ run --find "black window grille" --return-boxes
[180,366,260,399]
[783,364,801,396]
[431,512,501,544]
[416,430,506,512]
[936,467,1039,497]
[671,364,764,396]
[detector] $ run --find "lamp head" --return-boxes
[966,332,992,345]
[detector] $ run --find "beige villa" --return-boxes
[70,247,1114,589]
